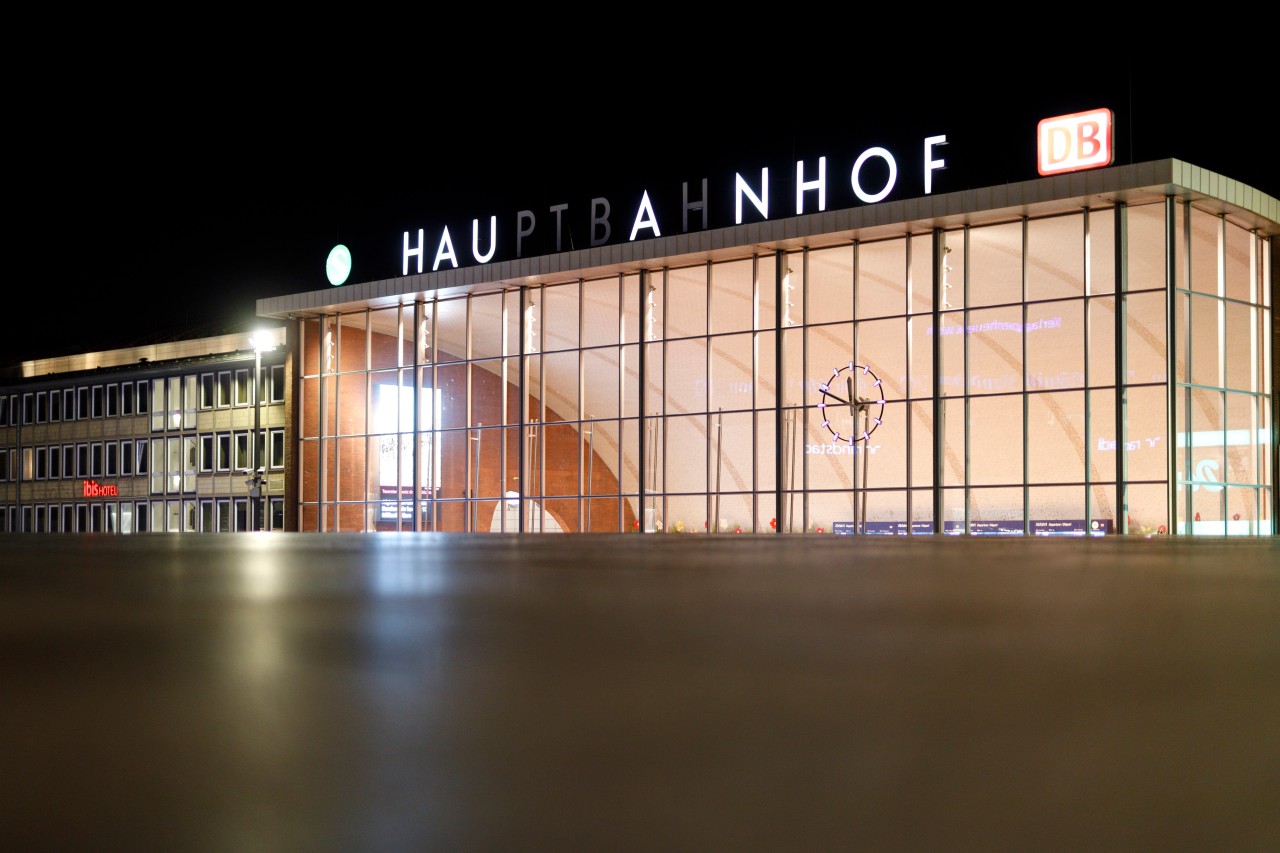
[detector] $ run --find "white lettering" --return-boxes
[471,216,497,264]
[629,191,661,241]
[851,147,897,204]
[432,227,458,271]
[735,168,769,224]
[403,229,424,275]
[924,135,947,194]
[795,157,826,214]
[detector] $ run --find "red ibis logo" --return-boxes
[1038,108,1114,176]
[82,479,119,498]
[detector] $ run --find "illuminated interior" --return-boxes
[295,199,1273,535]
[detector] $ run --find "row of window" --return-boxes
[0,364,286,427]
[0,497,286,533]
[0,429,285,482]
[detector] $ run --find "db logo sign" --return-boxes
[1038,108,1114,176]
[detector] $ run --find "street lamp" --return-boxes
[247,332,268,531]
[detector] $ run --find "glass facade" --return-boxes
[294,199,1273,535]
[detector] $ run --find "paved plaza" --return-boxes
[2,533,1277,851]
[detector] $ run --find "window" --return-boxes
[91,442,103,477]
[217,372,232,407]
[216,434,231,472]
[200,435,214,472]
[106,442,118,477]
[234,498,248,532]
[63,446,75,478]
[23,393,33,424]
[136,440,149,475]
[234,431,250,470]
[200,374,215,408]
[136,382,149,414]
[270,429,285,469]
[77,387,89,419]
[0,449,7,481]
[48,446,61,479]
[22,447,33,481]
[271,364,286,403]
[63,389,74,420]
[234,369,250,406]
[92,386,104,418]
[36,391,47,423]
[77,444,89,478]
[0,394,8,426]
[121,382,133,416]
[106,384,119,417]
[135,502,148,533]
[121,441,134,476]
[270,497,284,531]
[36,446,47,480]
[49,389,61,421]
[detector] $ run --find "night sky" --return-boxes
[8,59,1273,369]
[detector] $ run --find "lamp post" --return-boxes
[247,333,266,531]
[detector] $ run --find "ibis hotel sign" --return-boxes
[399,135,952,276]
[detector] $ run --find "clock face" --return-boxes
[816,362,885,445]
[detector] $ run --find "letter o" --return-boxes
[851,147,897,204]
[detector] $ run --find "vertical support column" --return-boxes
[1166,195,1180,535]
[963,226,972,534]
[1115,205,1128,534]
[411,301,422,531]
[1270,237,1279,535]
[637,270,647,534]
[1082,210,1093,534]
[517,288,527,533]
[774,251,785,533]
[1021,217,1030,536]
[932,228,945,533]
[285,317,300,532]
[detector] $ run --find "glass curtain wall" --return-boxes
[295,200,1273,535]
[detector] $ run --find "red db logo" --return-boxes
[1038,109,1114,176]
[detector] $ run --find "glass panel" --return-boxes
[336,373,367,436]
[857,238,905,319]
[543,282,579,352]
[1124,386,1168,483]
[807,245,853,324]
[542,423,581,498]
[967,487,1023,535]
[435,298,468,363]
[1224,220,1253,303]
[1224,301,1254,392]
[1088,297,1116,387]
[855,319,906,402]
[937,311,964,397]
[711,258,755,335]
[712,411,754,497]
[1225,392,1258,486]
[756,258,776,331]
[968,221,1021,307]
[666,338,707,416]
[910,401,933,489]
[1088,389,1117,483]
[623,274,641,344]
[967,306,1023,395]
[337,313,368,373]
[780,253,802,328]
[1026,300,1084,390]
[1027,391,1085,484]
[1088,207,1116,295]
[781,327,804,409]
[1189,294,1221,388]
[1126,203,1165,292]
[969,395,1023,486]
[665,415,707,494]
[582,277,620,348]
[1225,487,1258,535]
[470,293,503,359]
[909,234,933,314]
[583,348,619,421]
[710,334,753,413]
[666,265,707,339]
[1190,207,1220,296]
[942,230,964,309]
[541,351,579,423]
[1028,486,1086,535]
[756,411,776,492]
[368,307,400,371]
[1124,291,1167,385]
[941,398,965,487]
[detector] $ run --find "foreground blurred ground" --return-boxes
[1,533,1277,851]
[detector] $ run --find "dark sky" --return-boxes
[8,58,1274,369]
